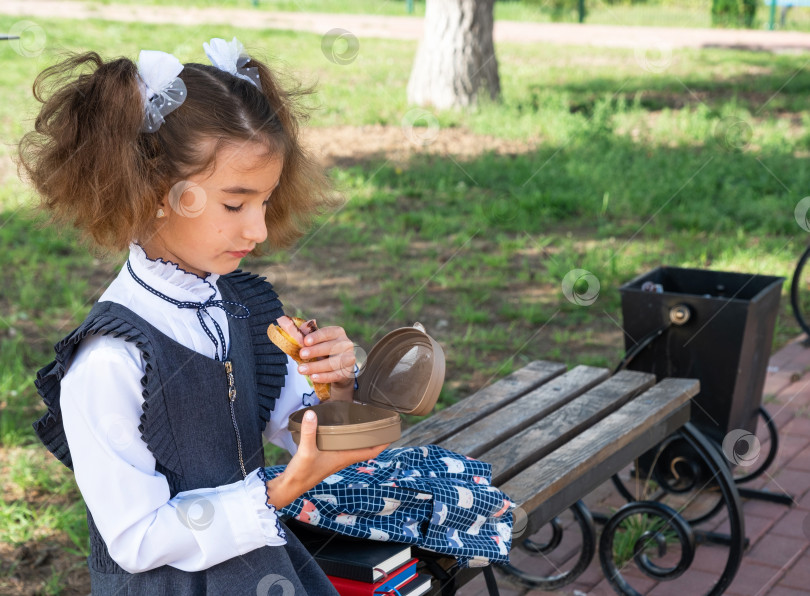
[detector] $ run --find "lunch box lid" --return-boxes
[354,323,445,417]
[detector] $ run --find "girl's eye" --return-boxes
[224,204,243,213]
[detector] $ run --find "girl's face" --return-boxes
[143,141,282,278]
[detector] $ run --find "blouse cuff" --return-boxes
[250,468,287,543]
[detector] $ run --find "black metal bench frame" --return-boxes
[389,361,746,596]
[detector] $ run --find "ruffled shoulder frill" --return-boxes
[219,270,288,426]
[32,302,182,475]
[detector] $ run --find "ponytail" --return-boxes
[18,52,166,250]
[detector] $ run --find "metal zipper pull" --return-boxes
[224,360,247,479]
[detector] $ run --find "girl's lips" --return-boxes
[228,250,251,258]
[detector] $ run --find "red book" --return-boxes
[327,558,418,596]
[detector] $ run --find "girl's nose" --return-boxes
[243,212,268,244]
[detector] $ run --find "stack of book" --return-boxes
[295,526,432,596]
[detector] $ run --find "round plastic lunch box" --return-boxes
[288,324,445,450]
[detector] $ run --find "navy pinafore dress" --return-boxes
[32,270,337,595]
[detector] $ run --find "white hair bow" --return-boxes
[203,37,261,90]
[137,50,187,133]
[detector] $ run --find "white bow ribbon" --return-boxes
[137,50,187,133]
[203,37,261,90]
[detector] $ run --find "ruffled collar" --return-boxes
[128,243,220,302]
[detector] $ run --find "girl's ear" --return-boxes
[156,192,172,219]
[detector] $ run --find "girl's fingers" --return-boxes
[300,344,355,379]
[302,325,345,348]
[276,315,306,346]
[299,334,352,360]
[294,410,319,457]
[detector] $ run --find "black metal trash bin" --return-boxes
[619,266,784,445]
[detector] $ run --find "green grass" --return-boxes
[2,12,810,594]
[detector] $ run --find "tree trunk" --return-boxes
[407,0,501,110]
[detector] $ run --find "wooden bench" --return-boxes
[392,361,746,596]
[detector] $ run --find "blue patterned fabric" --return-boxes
[262,445,515,567]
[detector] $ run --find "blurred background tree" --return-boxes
[407,0,500,109]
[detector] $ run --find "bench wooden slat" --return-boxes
[478,369,657,485]
[439,365,610,458]
[500,378,699,521]
[394,360,566,448]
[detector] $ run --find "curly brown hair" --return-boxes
[17,49,335,252]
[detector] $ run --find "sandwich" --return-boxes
[267,317,331,401]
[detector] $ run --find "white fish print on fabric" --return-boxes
[495,522,512,542]
[467,515,487,535]
[441,457,466,473]
[447,528,464,548]
[432,502,449,525]
[455,486,474,509]
[312,493,338,506]
[367,458,393,468]
[334,513,357,526]
[368,528,390,541]
[378,497,401,516]
[402,517,420,538]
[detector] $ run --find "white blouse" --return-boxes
[60,243,318,573]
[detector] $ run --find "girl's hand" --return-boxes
[288,319,357,402]
[264,410,389,509]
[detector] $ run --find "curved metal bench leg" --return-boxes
[497,500,596,591]
[733,406,793,505]
[599,500,696,595]
[598,422,745,596]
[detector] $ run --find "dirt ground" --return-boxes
[6,0,810,50]
[304,123,539,167]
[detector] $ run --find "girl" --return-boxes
[19,38,386,594]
